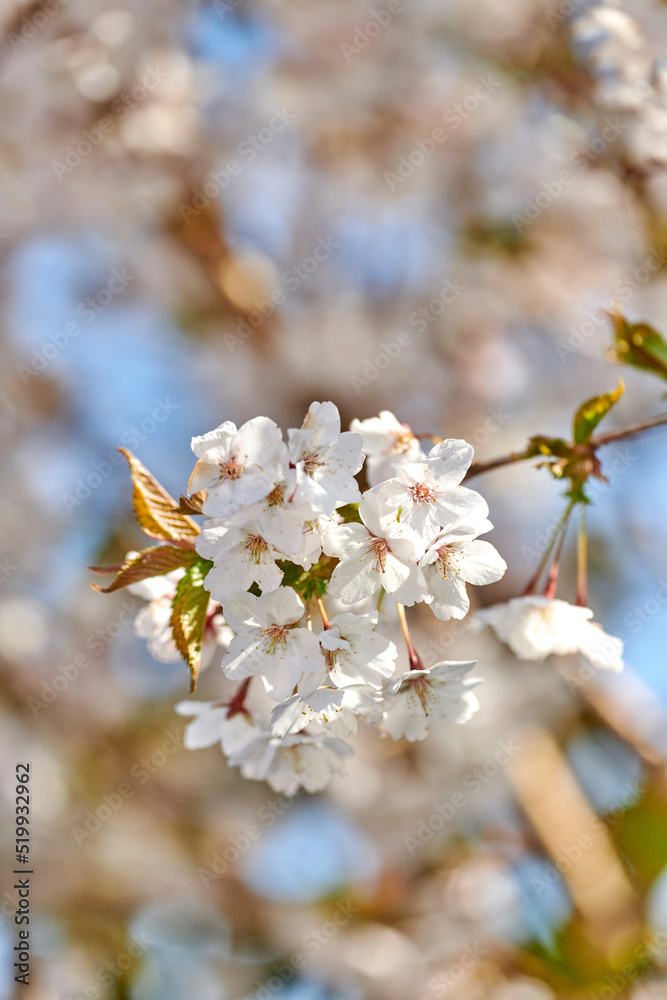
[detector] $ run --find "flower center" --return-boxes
[436,547,461,578]
[265,483,286,507]
[260,623,291,653]
[405,675,435,714]
[408,481,436,505]
[243,533,269,563]
[301,450,324,475]
[218,456,244,480]
[366,536,388,573]
[389,428,416,455]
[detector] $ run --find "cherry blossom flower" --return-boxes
[189,416,286,516]
[228,730,353,794]
[380,660,481,742]
[128,568,230,667]
[420,518,507,621]
[375,439,489,556]
[318,611,398,689]
[196,520,284,600]
[175,700,261,755]
[287,401,364,514]
[324,493,426,606]
[226,474,314,556]
[471,596,624,671]
[270,684,382,739]
[350,410,423,487]
[221,589,324,701]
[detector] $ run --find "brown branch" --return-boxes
[465,413,667,480]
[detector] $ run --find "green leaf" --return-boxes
[119,448,200,545]
[572,379,624,445]
[91,546,200,593]
[276,556,336,601]
[169,558,213,692]
[608,311,667,382]
[335,503,362,524]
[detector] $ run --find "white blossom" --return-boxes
[375,439,489,556]
[270,684,382,739]
[287,401,364,514]
[381,660,481,742]
[324,493,426,606]
[471,596,624,671]
[350,410,423,487]
[228,730,353,795]
[420,517,507,621]
[225,474,314,556]
[318,611,398,689]
[196,520,284,600]
[221,588,324,701]
[175,700,261,755]
[189,415,286,516]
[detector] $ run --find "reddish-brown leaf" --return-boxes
[119,448,200,544]
[91,546,200,593]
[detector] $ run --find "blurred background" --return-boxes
[1,0,667,996]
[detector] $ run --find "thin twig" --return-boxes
[465,413,667,480]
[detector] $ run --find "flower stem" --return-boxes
[522,500,575,597]
[396,603,424,671]
[465,413,667,480]
[576,506,588,607]
[316,596,330,630]
[227,677,251,716]
[543,517,569,599]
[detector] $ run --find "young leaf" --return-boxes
[178,491,206,515]
[276,556,336,601]
[572,379,624,445]
[119,448,200,545]
[90,546,200,593]
[169,558,213,692]
[607,311,667,382]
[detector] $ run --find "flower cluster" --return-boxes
[111,403,627,796]
[167,404,506,795]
